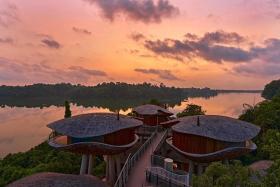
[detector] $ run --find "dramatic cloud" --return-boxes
[0,57,107,84]
[234,63,280,76]
[0,37,13,44]
[41,39,61,49]
[134,68,180,80]
[72,27,92,35]
[200,30,246,44]
[0,3,20,27]
[68,66,107,76]
[84,0,179,23]
[141,30,280,64]
[130,32,145,41]
[250,38,280,64]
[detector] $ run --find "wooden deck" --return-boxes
[126,131,166,187]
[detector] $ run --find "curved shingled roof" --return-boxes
[171,115,260,142]
[7,172,109,187]
[132,104,173,115]
[47,113,142,138]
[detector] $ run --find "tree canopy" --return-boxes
[193,161,255,187]
[176,104,206,117]
[239,95,280,131]
[262,79,280,100]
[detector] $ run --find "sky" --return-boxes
[0,0,279,89]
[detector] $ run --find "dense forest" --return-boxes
[0,82,262,110]
[0,82,216,99]
[0,82,218,110]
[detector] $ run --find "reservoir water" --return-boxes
[0,93,263,158]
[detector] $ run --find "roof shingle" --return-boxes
[47,113,142,138]
[132,104,173,115]
[169,115,260,142]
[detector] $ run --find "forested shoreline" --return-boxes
[0,82,216,98]
[0,82,262,110]
[0,82,215,110]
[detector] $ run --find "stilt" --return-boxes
[88,155,94,175]
[104,156,110,183]
[116,155,121,175]
[197,164,203,175]
[80,154,88,175]
[108,155,116,185]
[189,160,194,186]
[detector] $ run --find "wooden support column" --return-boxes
[80,154,88,175]
[116,155,121,175]
[104,156,110,183]
[197,164,203,175]
[88,155,94,175]
[189,160,194,186]
[108,155,116,185]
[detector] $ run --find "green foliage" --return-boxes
[238,96,280,164]
[239,104,257,123]
[0,142,105,186]
[262,79,280,100]
[262,130,280,160]
[176,104,206,117]
[93,160,106,177]
[261,159,280,186]
[239,95,280,131]
[193,161,255,187]
[238,88,280,186]
[64,100,72,118]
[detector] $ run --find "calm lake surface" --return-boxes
[0,93,263,158]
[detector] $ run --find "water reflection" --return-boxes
[0,93,263,158]
[170,93,263,117]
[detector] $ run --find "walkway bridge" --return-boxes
[113,129,189,187]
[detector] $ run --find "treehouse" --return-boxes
[47,113,142,185]
[162,115,260,175]
[132,104,173,126]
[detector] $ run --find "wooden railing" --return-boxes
[153,130,168,153]
[146,166,189,187]
[113,153,131,187]
[114,132,157,187]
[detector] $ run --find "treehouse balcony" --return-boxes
[48,132,140,155]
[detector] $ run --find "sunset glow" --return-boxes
[0,0,279,89]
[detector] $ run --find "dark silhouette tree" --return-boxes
[146,99,163,106]
[176,104,206,117]
[64,101,72,118]
[262,79,280,100]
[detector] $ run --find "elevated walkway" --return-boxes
[126,131,166,187]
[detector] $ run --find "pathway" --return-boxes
[126,131,166,187]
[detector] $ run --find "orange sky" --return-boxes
[0,0,279,89]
